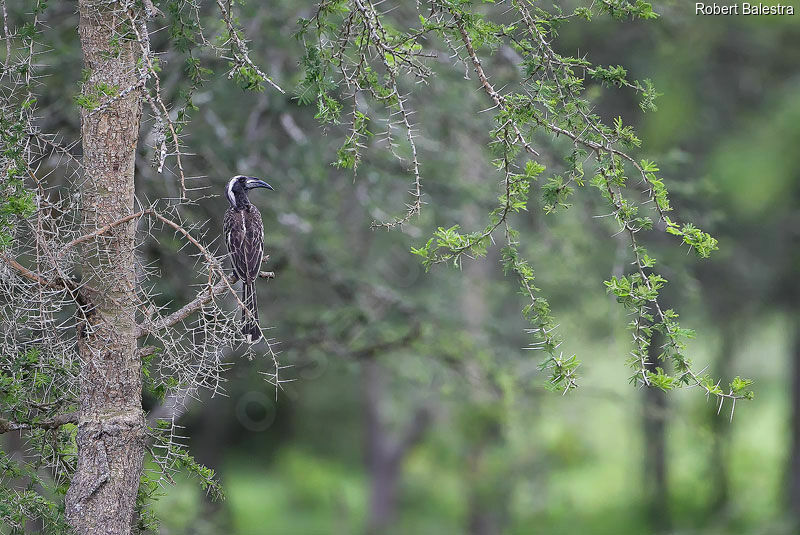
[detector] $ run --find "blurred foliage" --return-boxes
[1,0,799,534]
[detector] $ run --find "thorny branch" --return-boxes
[0,0,290,520]
[455,16,540,159]
[215,0,284,94]
[448,2,742,402]
[136,267,275,338]
[0,2,754,523]
[301,0,748,403]
[1,197,284,496]
[0,252,73,290]
[0,412,77,434]
[303,0,426,229]
[126,8,188,197]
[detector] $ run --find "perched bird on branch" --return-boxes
[223,175,273,342]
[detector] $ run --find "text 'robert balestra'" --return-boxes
[696,3,795,15]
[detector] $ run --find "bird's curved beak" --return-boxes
[245,177,274,191]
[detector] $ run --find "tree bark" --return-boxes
[65,2,144,534]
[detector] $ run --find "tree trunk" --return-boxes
[65,3,144,534]
[709,325,734,515]
[642,333,670,532]
[457,131,508,535]
[363,358,400,534]
[363,356,431,534]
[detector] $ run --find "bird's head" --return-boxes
[226,175,274,207]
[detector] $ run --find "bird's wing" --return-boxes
[243,206,264,281]
[224,207,248,281]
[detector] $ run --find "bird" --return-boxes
[223,175,273,342]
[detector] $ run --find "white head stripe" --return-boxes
[226,177,237,206]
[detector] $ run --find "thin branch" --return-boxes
[134,269,274,338]
[354,321,421,360]
[127,10,188,197]
[0,252,75,290]
[215,0,284,94]
[0,412,78,434]
[454,15,540,158]
[60,209,148,255]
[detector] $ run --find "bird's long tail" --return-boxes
[241,280,261,342]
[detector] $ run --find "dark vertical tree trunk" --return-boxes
[363,358,400,533]
[642,333,670,532]
[65,3,144,534]
[709,325,735,515]
[462,256,504,535]
[457,132,508,535]
[465,431,504,535]
[363,357,431,534]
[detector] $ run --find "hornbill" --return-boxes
[223,175,273,342]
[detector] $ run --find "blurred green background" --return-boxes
[8,1,800,533]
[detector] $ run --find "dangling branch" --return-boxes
[215,0,284,94]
